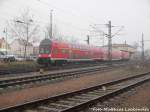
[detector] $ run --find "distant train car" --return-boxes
[37,39,130,66]
[121,51,130,60]
[112,50,122,60]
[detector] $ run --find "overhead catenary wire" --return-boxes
[36,0,97,24]
[0,1,85,46]
[1,0,95,38]
[0,13,90,37]
[35,0,95,35]
[111,26,124,37]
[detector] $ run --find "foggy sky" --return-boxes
[0,0,150,48]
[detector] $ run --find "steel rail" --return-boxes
[0,71,150,112]
[0,64,125,92]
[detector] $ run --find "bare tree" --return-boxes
[145,49,150,60]
[8,9,40,58]
[132,42,139,49]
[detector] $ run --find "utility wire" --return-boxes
[111,26,124,37]
[0,0,91,34]
[36,0,96,24]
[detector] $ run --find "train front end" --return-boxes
[37,39,52,65]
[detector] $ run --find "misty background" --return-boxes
[0,0,150,49]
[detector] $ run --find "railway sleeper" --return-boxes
[73,95,94,100]
[57,100,78,106]
[38,106,61,112]
[67,98,89,103]
[49,103,72,108]
[79,94,99,98]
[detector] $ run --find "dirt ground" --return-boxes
[0,65,150,110]
[88,78,150,112]
[115,81,150,109]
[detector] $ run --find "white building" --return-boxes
[102,43,137,58]
[10,39,34,57]
[103,44,137,53]
[0,37,10,52]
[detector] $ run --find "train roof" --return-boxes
[40,38,51,46]
[50,39,103,50]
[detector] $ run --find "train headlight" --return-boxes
[48,54,51,57]
[38,54,41,57]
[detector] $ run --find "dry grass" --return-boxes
[0,61,39,70]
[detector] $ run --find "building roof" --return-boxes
[103,44,135,48]
[112,44,135,48]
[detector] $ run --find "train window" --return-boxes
[66,49,69,53]
[53,48,58,54]
[61,49,66,54]
[39,48,44,54]
[39,47,50,54]
[45,49,50,54]
[61,49,69,54]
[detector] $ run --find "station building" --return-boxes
[103,43,137,57]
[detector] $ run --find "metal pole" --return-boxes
[24,22,29,59]
[86,35,90,45]
[15,20,33,59]
[6,28,7,55]
[108,21,112,62]
[4,28,8,55]
[50,10,53,39]
[141,33,144,61]
[124,40,126,51]
[102,33,104,46]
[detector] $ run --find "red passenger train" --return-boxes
[37,39,129,65]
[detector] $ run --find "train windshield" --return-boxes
[39,47,50,54]
[39,39,51,54]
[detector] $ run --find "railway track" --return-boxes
[0,61,128,77]
[0,63,126,93]
[1,71,150,112]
